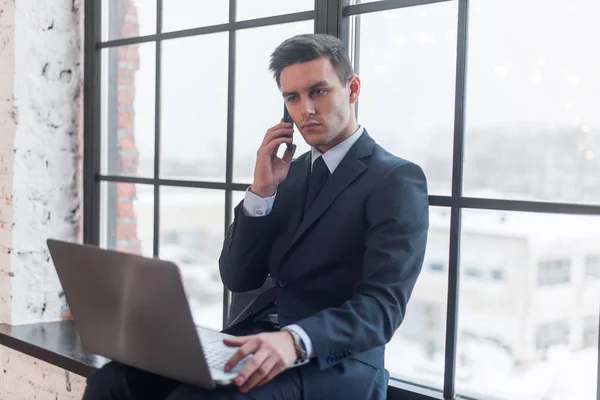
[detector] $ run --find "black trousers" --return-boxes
[82,320,302,400]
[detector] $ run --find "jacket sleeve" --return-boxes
[295,161,429,370]
[218,200,282,293]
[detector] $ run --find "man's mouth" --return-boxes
[303,122,321,128]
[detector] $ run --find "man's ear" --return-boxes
[348,75,361,104]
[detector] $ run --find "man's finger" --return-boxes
[281,144,297,163]
[235,350,271,391]
[240,355,278,393]
[261,124,293,146]
[222,335,252,348]
[224,337,260,372]
[255,361,286,388]
[262,136,293,154]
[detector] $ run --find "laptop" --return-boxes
[47,238,273,389]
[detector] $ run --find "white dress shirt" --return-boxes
[241,126,365,358]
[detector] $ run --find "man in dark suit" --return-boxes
[82,33,428,400]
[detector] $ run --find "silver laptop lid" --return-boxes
[47,238,216,389]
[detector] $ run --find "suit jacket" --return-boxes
[219,130,429,399]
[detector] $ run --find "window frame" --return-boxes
[83,1,600,399]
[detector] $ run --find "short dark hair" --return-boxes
[269,33,354,87]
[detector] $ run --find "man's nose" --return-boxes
[300,97,316,117]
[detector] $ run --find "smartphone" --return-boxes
[283,104,293,151]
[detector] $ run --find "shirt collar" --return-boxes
[311,126,364,173]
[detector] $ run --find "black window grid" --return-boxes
[82,1,600,399]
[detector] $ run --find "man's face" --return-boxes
[280,57,358,152]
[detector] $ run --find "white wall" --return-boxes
[0,0,86,397]
[9,0,83,325]
[0,345,86,400]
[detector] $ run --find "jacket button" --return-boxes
[278,280,288,288]
[326,355,336,364]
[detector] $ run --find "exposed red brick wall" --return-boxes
[116,0,141,255]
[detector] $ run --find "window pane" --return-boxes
[160,187,225,331]
[101,44,156,178]
[586,256,600,279]
[100,182,154,257]
[162,0,229,32]
[161,33,229,182]
[236,0,313,21]
[538,259,571,286]
[102,0,156,42]
[583,316,599,349]
[386,206,450,390]
[353,2,458,195]
[457,210,600,399]
[233,21,314,183]
[464,0,600,204]
[231,190,246,218]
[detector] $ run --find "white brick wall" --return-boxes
[0,345,87,400]
[9,0,83,325]
[0,0,86,397]
[0,0,17,325]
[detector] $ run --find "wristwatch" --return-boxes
[284,328,308,362]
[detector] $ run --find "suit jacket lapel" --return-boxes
[286,132,375,253]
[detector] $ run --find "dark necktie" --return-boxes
[304,156,330,213]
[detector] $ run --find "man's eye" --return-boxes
[313,89,326,96]
[286,96,298,102]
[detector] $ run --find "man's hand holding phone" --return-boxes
[250,119,296,198]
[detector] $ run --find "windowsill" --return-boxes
[0,320,447,399]
[0,320,109,377]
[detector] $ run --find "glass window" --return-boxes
[536,321,570,350]
[160,187,225,331]
[347,0,385,4]
[586,256,600,279]
[89,1,600,398]
[352,2,458,195]
[457,210,600,400]
[233,21,314,183]
[102,0,156,41]
[100,182,154,257]
[464,267,482,278]
[464,0,600,204]
[538,259,571,286]
[492,269,504,281]
[386,206,450,391]
[236,0,313,21]
[429,262,445,273]
[101,43,156,178]
[162,0,229,32]
[583,316,599,348]
[160,33,229,182]
[231,190,247,217]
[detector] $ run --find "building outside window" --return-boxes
[538,259,571,286]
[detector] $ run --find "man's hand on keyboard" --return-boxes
[223,331,296,393]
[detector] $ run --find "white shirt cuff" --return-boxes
[242,187,276,217]
[284,324,315,359]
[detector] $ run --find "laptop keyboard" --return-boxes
[203,346,250,374]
